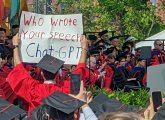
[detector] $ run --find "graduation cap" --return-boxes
[122,45,131,51]
[88,35,97,41]
[123,41,134,48]
[37,54,65,74]
[0,97,26,120]
[90,49,100,55]
[109,36,119,41]
[98,30,108,37]
[40,91,85,120]
[89,93,140,117]
[95,40,105,46]
[6,36,13,40]
[12,25,19,29]
[116,54,126,62]
[103,47,115,55]
[0,28,6,33]
[139,46,151,60]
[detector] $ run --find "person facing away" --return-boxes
[7,34,88,116]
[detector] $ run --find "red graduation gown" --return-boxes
[54,67,70,84]
[79,66,98,87]
[3,66,12,73]
[0,71,17,104]
[150,49,165,66]
[104,65,114,90]
[7,63,86,116]
[73,63,87,81]
[7,64,70,116]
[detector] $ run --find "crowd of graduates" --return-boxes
[0,25,165,120]
[84,30,165,91]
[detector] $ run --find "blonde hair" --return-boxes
[99,112,144,120]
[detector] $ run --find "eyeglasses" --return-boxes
[94,55,99,57]
[103,35,108,37]
[156,44,163,46]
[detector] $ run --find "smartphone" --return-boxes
[70,74,81,95]
[152,91,162,112]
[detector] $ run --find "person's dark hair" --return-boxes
[42,70,57,80]
[137,58,145,62]
[7,54,13,60]
[1,53,7,60]
[35,105,49,120]
[33,104,74,120]
[154,39,162,46]
[107,54,115,59]
[123,41,134,48]
[71,65,76,69]
[116,55,126,62]
[0,28,6,33]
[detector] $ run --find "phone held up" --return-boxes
[152,91,162,112]
[70,74,81,95]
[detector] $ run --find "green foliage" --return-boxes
[87,86,150,108]
[53,0,165,41]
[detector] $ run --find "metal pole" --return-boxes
[163,40,164,50]
[36,0,38,13]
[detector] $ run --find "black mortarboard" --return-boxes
[6,36,13,40]
[139,46,151,60]
[41,91,85,120]
[88,35,97,41]
[95,39,105,46]
[109,36,119,41]
[98,30,108,37]
[122,51,130,57]
[0,97,26,120]
[122,45,131,51]
[116,54,126,61]
[37,54,64,74]
[90,49,100,55]
[123,41,134,48]
[0,28,6,33]
[97,45,105,48]
[103,47,115,55]
[89,93,140,117]
[12,25,19,29]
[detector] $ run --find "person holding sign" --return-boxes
[7,34,88,116]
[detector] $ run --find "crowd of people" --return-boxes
[0,26,165,120]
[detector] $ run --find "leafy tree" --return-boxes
[53,0,165,40]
